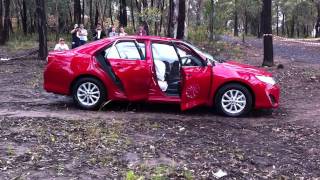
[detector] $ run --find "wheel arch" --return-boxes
[213,81,255,108]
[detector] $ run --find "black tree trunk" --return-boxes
[0,0,3,33]
[21,0,28,35]
[0,0,10,45]
[234,0,239,37]
[316,2,320,38]
[74,0,81,24]
[209,0,215,40]
[167,0,176,37]
[35,0,48,60]
[262,0,273,67]
[119,0,127,27]
[176,0,186,39]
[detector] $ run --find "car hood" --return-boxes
[219,61,272,76]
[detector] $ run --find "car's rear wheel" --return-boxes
[72,77,106,110]
[215,83,252,117]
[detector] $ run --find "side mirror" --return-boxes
[206,58,214,66]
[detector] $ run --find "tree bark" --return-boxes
[74,0,81,24]
[131,0,136,31]
[196,0,203,26]
[176,0,186,39]
[209,0,215,40]
[89,0,94,30]
[0,0,3,34]
[281,13,285,36]
[276,3,279,36]
[35,0,48,60]
[262,0,273,67]
[81,0,85,24]
[234,0,239,37]
[21,0,28,35]
[95,1,99,26]
[119,0,127,27]
[55,0,59,41]
[316,2,320,37]
[167,0,177,37]
[0,0,10,45]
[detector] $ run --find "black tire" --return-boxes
[215,83,253,117]
[72,77,106,110]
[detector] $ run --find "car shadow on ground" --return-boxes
[54,97,277,119]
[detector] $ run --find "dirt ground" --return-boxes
[0,38,320,179]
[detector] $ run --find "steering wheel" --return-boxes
[180,55,193,66]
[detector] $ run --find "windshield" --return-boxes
[183,41,218,63]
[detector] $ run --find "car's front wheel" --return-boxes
[215,83,253,117]
[72,77,106,110]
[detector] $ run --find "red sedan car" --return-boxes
[44,36,280,117]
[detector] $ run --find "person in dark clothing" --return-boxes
[93,23,106,41]
[71,24,80,49]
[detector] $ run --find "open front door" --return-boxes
[106,40,151,101]
[181,66,212,110]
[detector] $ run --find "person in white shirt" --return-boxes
[154,60,168,92]
[119,27,127,36]
[109,27,118,37]
[54,38,69,51]
[78,24,88,45]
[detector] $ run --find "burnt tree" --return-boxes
[74,0,81,24]
[0,0,2,35]
[35,0,48,60]
[119,0,127,27]
[316,2,320,37]
[262,0,274,67]
[234,0,239,36]
[176,0,186,39]
[0,0,10,45]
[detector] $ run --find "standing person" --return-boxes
[109,26,118,37]
[78,24,88,45]
[107,25,113,36]
[136,25,147,36]
[119,27,127,36]
[93,23,106,40]
[71,24,80,49]
[54,38,69,51]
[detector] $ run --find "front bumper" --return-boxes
[254,84,280,109]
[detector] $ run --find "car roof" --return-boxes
[108,35,180,42]
[74,36,182,54]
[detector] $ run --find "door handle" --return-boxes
[186,74,192,77]
[114,63,122,67]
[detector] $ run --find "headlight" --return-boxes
[256,76,276,85]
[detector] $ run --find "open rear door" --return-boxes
[106,40,151,101]
[181,66,212,110]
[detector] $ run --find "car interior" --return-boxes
[96,40,204,97]
[151,42,205,97]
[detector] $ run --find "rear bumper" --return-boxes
[254,84,280,109]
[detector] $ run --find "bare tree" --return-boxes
[0,0,10,45]
[209,0,214,40]
[0,0,3,35]
[74,0,81,24]
[234,0,239,36]
[176,0,186,39]
[167,0,177,37]
[35,0,48,60]
[262,0,274,67]
[119,0,127,26]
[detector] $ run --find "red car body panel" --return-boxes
[44,36,280,111]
